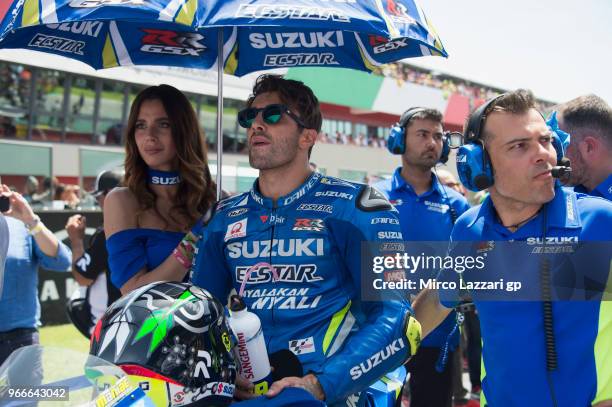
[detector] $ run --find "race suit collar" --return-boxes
[250,171,323,209]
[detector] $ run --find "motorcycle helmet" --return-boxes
[90,282,237,406]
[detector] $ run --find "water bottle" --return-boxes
[228,295,272,395]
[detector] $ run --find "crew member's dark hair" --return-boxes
[557,94,612,147]
[474,89,537,143]
[402,109,443,128]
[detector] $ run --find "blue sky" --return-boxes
[409,0,611,104]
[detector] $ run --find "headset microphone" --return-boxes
[551,158,571,179]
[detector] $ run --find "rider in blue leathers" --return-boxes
[192,74,418,406]
[192,171,418,405]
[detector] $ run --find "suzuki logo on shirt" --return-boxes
[424,201,449,214]
[225,219,247,241]
[526,236,579,245]
[227,238,324,258]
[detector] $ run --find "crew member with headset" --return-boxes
[413,90,612,407]
[65,169,123,337]
[375,107,470,407]
[556,94,612,201]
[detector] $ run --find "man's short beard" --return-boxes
[248,132,300,170]
[414,156,438,170]
[564,153,587,187]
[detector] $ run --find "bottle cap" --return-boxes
[230,295,247,312]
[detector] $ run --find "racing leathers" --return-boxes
[192,172,418,405]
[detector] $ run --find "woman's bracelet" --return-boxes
[172,231,200,269]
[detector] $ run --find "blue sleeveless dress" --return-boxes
[106,228,184,289]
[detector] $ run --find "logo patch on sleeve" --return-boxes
[289,337,315,355]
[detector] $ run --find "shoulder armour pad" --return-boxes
[357,185,393,212]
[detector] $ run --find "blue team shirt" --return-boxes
[375,168,470,348]
[444,186,612,406]
[0,217,71,331]
[575,173,612,201]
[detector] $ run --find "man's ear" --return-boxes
[581,135,600,156]
[300,128,318,150]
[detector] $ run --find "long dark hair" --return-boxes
[124,84,215,230]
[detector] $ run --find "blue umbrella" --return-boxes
[0,0,447,197]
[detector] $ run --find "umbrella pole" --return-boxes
[215,27,224,201]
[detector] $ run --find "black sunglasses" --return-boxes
[237,104,306,129]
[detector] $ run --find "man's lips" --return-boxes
[250,135,270,147]
[422,151,436,159]
[534,169,553,180]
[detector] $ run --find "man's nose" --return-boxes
[534,140,553,164]
[250,111,266,131]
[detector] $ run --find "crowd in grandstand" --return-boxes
[1,59,556,151]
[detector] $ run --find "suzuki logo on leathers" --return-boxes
[227,239,324,258]
[349,338,405,380]
[250,31,344,49]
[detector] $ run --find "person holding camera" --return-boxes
[0,184,71,365]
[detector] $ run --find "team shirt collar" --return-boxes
[467,185,581,233]
[390,166,444,198]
